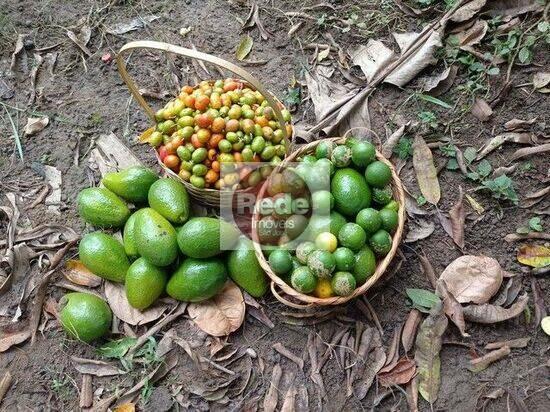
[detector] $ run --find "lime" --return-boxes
[269,249,293,275]
[315,232,338,252]
[316,158,335,177]
[338,223,367,252]
[311,190,334,214]
[331,168,372,216]
[331,145,352,168]
[365,161,392,188]
[285,214,309,239]
[125,258,167,310]
[369,229,392,256]
[59,293,112,342]
[356,208,382,234]
[345,136,360,147]
[330,211,348,237]
[296,241,316,264]
[307,250,336,278]
[314,278,334,298]
[379,209,399,232]
[353,246,376,285]
[383,199,400,212]
[333,247,355,271]
[351,141,376,168]
[315,140,335,159]
[291,266,317,293]
[331,271,356,296]
[372,185,393,206]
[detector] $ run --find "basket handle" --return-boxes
[270,282,315,309]
[116,40,289,145]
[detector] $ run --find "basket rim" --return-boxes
[252,136,406,307]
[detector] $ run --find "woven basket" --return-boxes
[116,40,293,208]
[252,137,406,308]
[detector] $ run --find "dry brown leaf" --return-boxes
[510,143,550,162]
[187,281,245,337]
[485,337,530,350]
[463,293,528,324]
[106,15,159,35]
[415,303,447,404]
[471,97,493,121]
[517,244,550,268]
[71,356,125,377]
[450,0,487,22]
[533,72,550,89]
[104,281,170,326]
[350,40,396,83]
[402,309,423,352]
[436,280,468,337]
[439,255,503,304]
[449,187,465,249]
[66,29,92,57]
[457,20,489,47]
[23,117,49,136]
[413,136,440,205]
[353,341,386,399]
[468,346,511,372]
[531,278,546,327]
[505,232,550,243]
[378,358,416,387]
[382,124,406,158]
[0,328,30,352]
[64,259,102,288]
[419,253,438,289]
[263,364,282,412]
[422,65,458,96]
[476,132,533,160]
[485,0,544,17]
[504,118,537,130]
[404,219,435,243]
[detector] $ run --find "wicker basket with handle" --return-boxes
[251,137,406,308]
[116,40,293,208]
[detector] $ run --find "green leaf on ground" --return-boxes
[236,35,253,60]
[406,288,441,311]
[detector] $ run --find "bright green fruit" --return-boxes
[302,155,317,164]
[345,137,360,147]
[102,166,158,204]
[383,200,400,212]
[316,158,335,176]
[330,211,348,237]
[134,208,178,266]
[379,209,399,232]
[351,141,376,168]
[166,257,227,302]
[60,293,112,342]
[77,187,130,228]
[315,232,337,252]
[269,249,293,275]
[353,246,376,285]
[79,232,130,282]
[307,249,336,279]
[356,208,382,234]
[333,247,355,271]
[331,272,356,296]
[369,229,392,256]
[331,145,352,168]
[365,161,392,188]
[125,258,167,310]
[338,223,367,252]
[311,190,334,214]
[296,241,316,264]
[372,185,393,205]
[148,178,190,224]
[123,213,139,259]
[291,266,317,293]
[331,168,372,216]
[315,140,335,159]
[227,238,268,298]
[177,217,240,258]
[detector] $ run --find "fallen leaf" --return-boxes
[89,133,142,177]
[23,116,49,136]
[382,124,406,158]
[471,97,493,121]
[449,187,465,249]
[541,316,550,336]
[263,364,282,412]
[463,293,529,323]
[485,337,530,350]
[64,260,102,288]
[465,194,484,214]
[517,244,550,268]
[242,1,271,40]
[71,356,124,377]
[350,40,396,83]
[187,281,245,337]
[353,338,386,399]
[450,0,487,22]
[476,132,533,160]
[485,0,544,17]
[469,346,510,372]
[104,281,170,326]
[436,280,468,337]
[106,15,159,35]
[439,255,503,304]
[0,328,30,352]
[402,309,422,353]
[43,165,62,215]
[378,358,416,387]
[10,34,28,74]
[114,403,135,412]
[66,29,92,57]
[504,118,537,130]
[404,219,435,243]
[422,65,458,96]
[505,232,550,243]
[414,303,447,404]
[418,253,438,289]
[457,19,489,47]
[317,47,330,62]
[531,278,546,327]
[413,136,440,205]
[533,72,550,89]
[510,143,550,162]
[406,288,441,312]
[236,35,254,61]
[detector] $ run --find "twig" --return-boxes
[1,103,22,160]
[0,371,12,405]
[79,374,93,408]
[26,185,50,209]
[273,343,304,370]
[362,296,384,336]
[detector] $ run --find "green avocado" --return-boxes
[227,238,268,298]
[148,178,190,224]
[134,208,178,266]
[177,217,240,258]
[125,258,167,310]
[77,187,130,228]
[79,232,130,282]
[102,166,158,204]
[331,168,372,216]
[123,212,139,259]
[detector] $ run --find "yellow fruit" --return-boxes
[315,232,337,252]
[314,278,334,298]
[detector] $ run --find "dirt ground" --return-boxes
[1,0,549,411]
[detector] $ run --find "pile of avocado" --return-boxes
[61,166,268,342]
[262,138,399,299]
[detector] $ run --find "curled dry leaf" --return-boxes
[0,328,30,353]
[517,244,550,268]
[448,187,465,249]
[236,35,254,61]
[422,65,458,96]
[106,15,159,35]
[471,97,493,121]
[402,309,422,352]
[64,259,102,288]
[541,317,550,336]
[187,281,245,337]
[485,337,530,350]
[436,280,468,337]
[71,356,125,377]
[381,124,406,158]
[469,346,511,373]
[504,118,537,130]
[104,281,170,326]
[413,136,440,205]
[463,293,529,324]
[450,0,487,22]
[404,219,435,243]
[66,29,92,57]
[533,72,550,89]
[378,358,416,387]
[510,143,550,162]
[439,255,503,304]
[24,116,49,136]
[414,303,447,404]
[457,19,488,47]
[476,132,533,160]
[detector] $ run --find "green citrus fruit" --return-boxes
[291,266,317,293]
[330,211,348,237]
[307,249,336,279]
[331,145,352,168]
[356,208,382,234]
[365,161,392,188]
[315,140,335,159]
[331,168,372,216]
[59,293,112,342]
[296,241,316,264]
[315,232,338,252]
[312,190,334,214]
[353,246,376,285]
[316,158,335,176]
[383,199,399,212]
[369,229,392,256]
[333,247,355,271]
[269,249,293,275]
[372,185,393,206]
[351,141,376,168]
[338,223,367,251]
[379,209,399,233]
[345,136,360,147]
[331,271,356,296]
[125,258,167,310]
